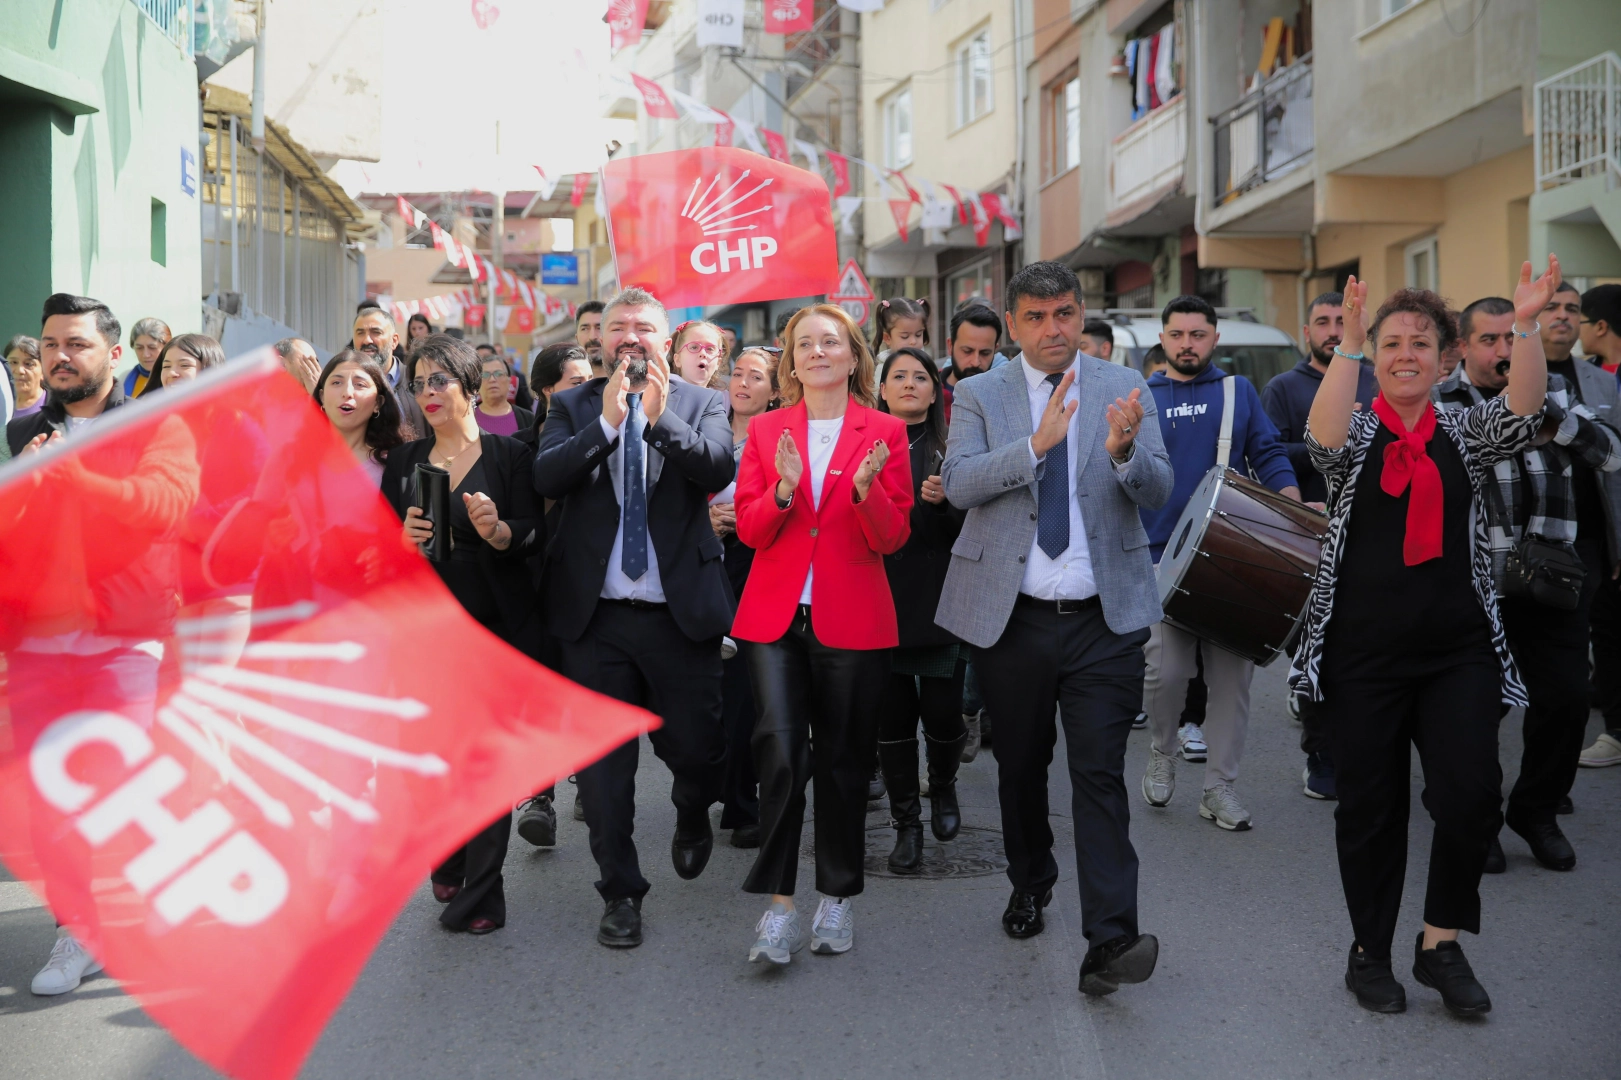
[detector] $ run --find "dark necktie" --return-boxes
[1036,372,1070,559]
[621,392,648,580]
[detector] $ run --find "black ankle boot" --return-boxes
[879,739,924,873]
[925,731,968,841]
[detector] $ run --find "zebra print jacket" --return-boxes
[1287,395,1545,707]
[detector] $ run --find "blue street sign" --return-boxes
[541,253,580,285]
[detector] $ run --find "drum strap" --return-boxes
[1216,375,1236,470]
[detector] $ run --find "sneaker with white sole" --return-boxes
[1142,746,1176,807]
[1199,783,1253,831]
[810,896,854,955]
[1178,723,1208,762]
[748,903,805,965]
[31,930,102,996]
[1579,732,1621,768]
[1132,711,1149,730]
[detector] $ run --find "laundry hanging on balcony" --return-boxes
[1125,23,1178,121]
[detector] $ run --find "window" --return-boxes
[956,29,993,127]
[150,198,167,266]
[947,259,993,312]
[1044,72,1080,178]
[1382,0,1413,16]
[1405,236,1439,291]
[884,85,913,168]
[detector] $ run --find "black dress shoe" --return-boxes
[672,815,714,880]
[1506,814,1576,871]
[598,897,642,948]
[1079,933,1159,996]
[730,823,762,849]
[1412,933,1491,1016]
[1482,835,1506,874]
[1002,887,1053,939]
[889,821,924,874]
[1345,945,1406,1013]
[1557,794,1573,815]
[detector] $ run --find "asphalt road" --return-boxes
[2,659,1618,1080]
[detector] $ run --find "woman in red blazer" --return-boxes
[732,303,912,964]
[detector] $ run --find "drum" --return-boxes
[1156,466,1329,666]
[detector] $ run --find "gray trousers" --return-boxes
[1142,621,1254,789]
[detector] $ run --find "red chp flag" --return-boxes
[603,145,837,310]
[0,353,655,1080]
[631,73,681,120]
[605,0,647,50]
[762,0,815,33]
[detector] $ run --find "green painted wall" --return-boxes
[0,0,201,349]
[1538,0,1621,80]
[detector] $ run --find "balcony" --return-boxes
[1108,95,1187,216]
[785,1,844,103]
[1535,51,1621,190]
[1212,55,1313,204]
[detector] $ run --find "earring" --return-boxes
[372,409,380,417]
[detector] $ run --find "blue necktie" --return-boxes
[1036,372,1070,559]
[621,392,648,580]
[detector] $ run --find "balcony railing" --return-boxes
[1109,94,1187,213]
[131,0,191,51]
[785,1,843,102]
[1211,54,1312,204]
[1535,51,1621,190]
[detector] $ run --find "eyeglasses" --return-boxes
[759,346,784,356]
[409,373,456,396]
[679,342,720,358]
[480,369,510,380]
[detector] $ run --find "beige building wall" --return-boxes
[861,0,1019,248]
[1436,147,1535,307]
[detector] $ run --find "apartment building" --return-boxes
[861,0,1025,344]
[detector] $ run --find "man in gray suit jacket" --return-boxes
[936,261,1173,997]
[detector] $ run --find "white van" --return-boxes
[1098,308,1306,394]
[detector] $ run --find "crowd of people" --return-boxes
[4,258,1619,1020]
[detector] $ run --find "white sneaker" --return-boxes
[1579,732,1621,768]
[1199,783,1253,831]
[1132,711,1149,730]
[31,930,102,996]
[721,635,738,660]
[1141,746,1176,807]
[1179,723,1208,762]
[748,902,805,965]
[810,896,854,955]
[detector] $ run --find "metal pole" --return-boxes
[211,120,222,297]
[229,115,239,294]
[490,190,505,347]
[293,186,301,333]
[279,166,287,324]
[256,151,265,314]
[251,5,266,150]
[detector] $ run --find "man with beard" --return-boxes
[1079,318,1115,362]
[1261,292,1378,800]
[941,302,1001,422]
[575,300,606,375]
[353,307,426,437]
[1436,296,1621,873]
[8,294,131,455]
[1139,295,1298,833]
[535,286,734,949]
[1578,284,1621,766]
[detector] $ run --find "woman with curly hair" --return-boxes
[1297,259,1561,1017]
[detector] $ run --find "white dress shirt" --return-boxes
[1020,354,1097,600]
[797,416,844,604]
[597,406,667,602]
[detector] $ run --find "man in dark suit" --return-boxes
[534,287,736,949]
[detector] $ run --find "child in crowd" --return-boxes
[874,298,931,361]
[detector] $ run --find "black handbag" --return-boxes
[1482,468,1586,610]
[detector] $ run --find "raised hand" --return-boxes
[1340,275,1370,357]
[1514,253,1562,326]
[641,349,670,425]
[601,359,629,430]
[852,439,890,502]
[1104,387,1145,461]
[402,504,434,553]
[463,491,507,548]
[775,429,803,501]
[1031,369,1078,458]
[919,474,946,505]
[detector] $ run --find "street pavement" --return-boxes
[2,658,1618,1080]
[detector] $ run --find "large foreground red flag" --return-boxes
[0,353,655,1080]
[603,145,837,309]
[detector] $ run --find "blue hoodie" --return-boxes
[1141,364,1297,561]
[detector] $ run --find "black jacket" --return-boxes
[381,432,546,659]
[885,426,965,648]
[381,354,428,439]
[534,376,736,643]
[7,378,131,456]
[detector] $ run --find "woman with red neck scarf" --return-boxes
[1295,258,1561,1019]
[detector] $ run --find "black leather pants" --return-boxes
[743,605,888,897]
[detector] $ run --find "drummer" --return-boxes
[1138,296,1299,832]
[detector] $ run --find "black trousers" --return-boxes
[432,812,513,930]
[720,643,760,829]
[1321,646,1503,960]
[973,599,1148,945]
[1502,535,1605,823]
[560,600,725,902]
[876,660,969,745]
[1590,555,1621,733]
[743,606,888,898]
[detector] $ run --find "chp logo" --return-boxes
[683,169,780,277]
[28,602,448,930]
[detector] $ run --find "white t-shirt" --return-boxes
[798,417,844,605]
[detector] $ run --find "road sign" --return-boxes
[541,253,579,285]
[837,299,869,324]
[829,258,874,304]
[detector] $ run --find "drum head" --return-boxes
[1156,466,1225,609]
